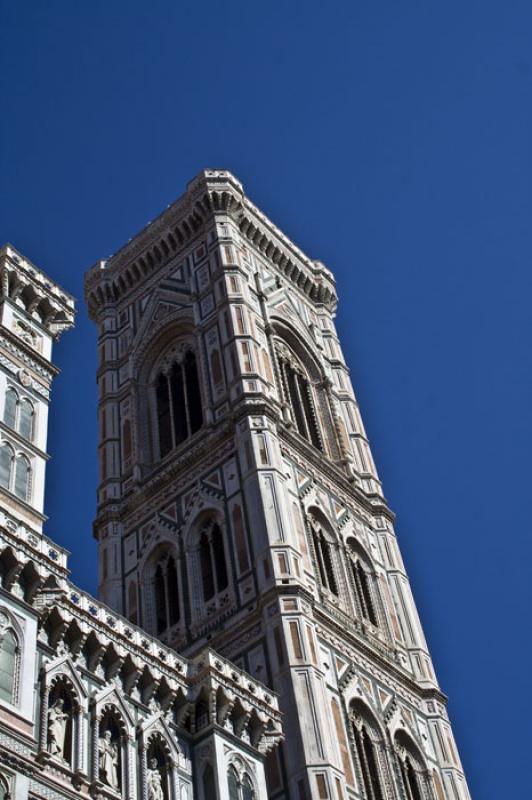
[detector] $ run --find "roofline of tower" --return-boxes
[84,169,338,315]
[0,243,75,307]
[0,243,76,339]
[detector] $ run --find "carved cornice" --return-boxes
[84,169,337,316]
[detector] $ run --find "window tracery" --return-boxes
[308,515,338,596]
[0,611,19,705]
[227,763,256,800]
[275,342,322,450]
[199,522,228,603]
[346,539,379,627]
[3,388,34,441]
[153,347,203,459]
[394,732,427,800]
[349,703,385,800]
[0,444,31,501]
[151,550,181,636]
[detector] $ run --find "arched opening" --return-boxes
[146,736,170,800]
[0,626,18,704]
[18,399,34,441]
[346,539,379,627]
[394,730,426,800]
[228,766,239,800]
[227,766,256,800]
[47,682,75,765]
[0,445,13,491]
[151,549,181,637]
[154,349,204,460]
[198,522,228,603]
[99,711,122,792]
[349,701,385,800]
[14,455,30,501]
[3,390,17,430]
[308,514,338,596]
[276,342,322,450]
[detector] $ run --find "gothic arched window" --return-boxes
[276,344,322,450]
[309,517,338,596]
[3,389,35,442]
[228,767,256,800]
[394,731,426,800]
[14,455,30,501]
[0,626,18,704]
[154,349,203,459]
[152,552,181,635]
[199,523,229,603]
[0,445,13,491]
[228,767,239,800]
[347,540,379,627]
[3,390,17,430]
[18,399,34,441]
[349,703,385,800]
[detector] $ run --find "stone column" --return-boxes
[91,712,100,783]
[139,743,148,800]
[38,684,49,753]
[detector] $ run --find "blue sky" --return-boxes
[1,2,531,796]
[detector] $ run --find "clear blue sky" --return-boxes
[1,2,530,796]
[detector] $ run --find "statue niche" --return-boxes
[146,738,170,800]
[98,713,121,791]
[47,684,74,764]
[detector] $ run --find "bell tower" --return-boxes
[85,171,470,800]
[0,244,74,536]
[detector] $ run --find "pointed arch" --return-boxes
[14,454,30,500]
[144,544,183,639]
[18,398,34,440]
[0,610,20,705]
[346,537,379,627]
[348,699,386,800]
[3,389,17,430]
[0,444,13,491]
[186,510,233,626]
[307,508,339,597]
[394,729,427,800]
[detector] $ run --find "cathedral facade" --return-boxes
[0,170,470,800]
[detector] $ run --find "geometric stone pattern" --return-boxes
[82,170,471,800]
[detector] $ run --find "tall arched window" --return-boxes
[14,455,30,501]
[154,349,203,459]
[152,552,180,635]
[349,703,385,800]
[309,516,338,596]
[0,445,13,491]
[3,389,35,442]
[3,390,17,430]
[346,540,379,627]
[18,399,34,441]
[199,523,229,603]
[394,732,426,800]
[276,344,322,450]
[228,767,239,800]
[0,626,18,704]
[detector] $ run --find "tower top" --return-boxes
[85,169,337,318]
[0,244,75,339]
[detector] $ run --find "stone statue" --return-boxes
[98,729,119,788]
[47,698,69,759]
[146,757,165,800]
